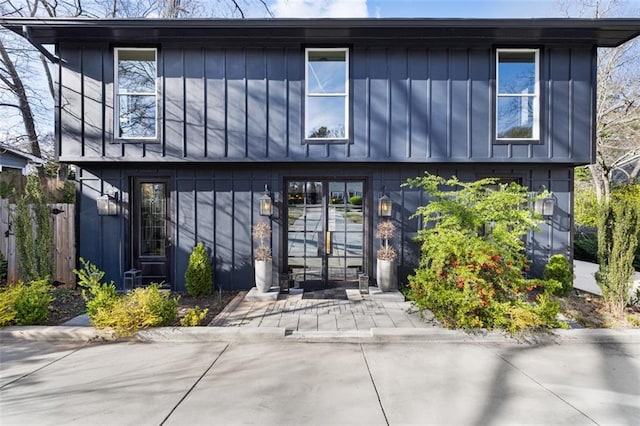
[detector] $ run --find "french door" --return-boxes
[286,179,365,289]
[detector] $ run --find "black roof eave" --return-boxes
[1,17,639,47]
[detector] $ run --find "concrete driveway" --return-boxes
[1,337,639,425]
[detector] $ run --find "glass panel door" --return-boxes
[287,179,365,288]
[133,179,170,286]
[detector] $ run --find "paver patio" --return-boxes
[210,288,436,331]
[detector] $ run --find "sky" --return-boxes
[267,0,639,18]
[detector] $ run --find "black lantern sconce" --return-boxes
[534,185,556,218]
[97,190,118,216]
[259,184,273,217]
[378,186,392,218]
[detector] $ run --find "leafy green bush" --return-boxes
[74,258,117,319]
[185,242,213,297]
[0,279,53,326]
[180,306,209,326]
[0,286,16,326]
[74,260,179,335]
[349,195,362,205]
[92,284,179,336]
[403,174,562,333]
[543,255,574,297]
[574,188,598,227]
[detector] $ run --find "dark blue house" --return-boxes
[2,18,639,291]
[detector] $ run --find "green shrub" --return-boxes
[596,198,640,317]
[403,174,562,334]
[185,242,213,297]
[92,284,179,336]
[543,255,574,297]
[0,279,53,326]
[349,195,363,205]
[13,279,52,325]
[74,260,179,335]
[574,188,598,227]
[74,258,117,319]
[180,306,209,326]
[0,286,17,326]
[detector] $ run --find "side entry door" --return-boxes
[132,179,171,287]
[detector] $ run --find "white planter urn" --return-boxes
[376,259,396,292]
[255,259,273,293]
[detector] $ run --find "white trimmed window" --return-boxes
[305,48,349,140]
[496,49,539,141]
[115,48,157,140]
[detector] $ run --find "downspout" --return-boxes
[22,25,60,64]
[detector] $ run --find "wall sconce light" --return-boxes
[378,186,392,218]
[534,185,556,218]
[97,191,118,216]
[259,184,273,217]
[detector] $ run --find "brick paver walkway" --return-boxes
[210,289,436,331]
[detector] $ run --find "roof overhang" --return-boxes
[1,18,639,48]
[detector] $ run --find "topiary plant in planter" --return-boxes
[185,242,213,297]
[376,221,397,292]
[253,221,273,293]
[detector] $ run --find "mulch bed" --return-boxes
[558,289,640,328]
[46,287,239,326]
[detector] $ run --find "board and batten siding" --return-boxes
[57,45,595,165]
[78,163,570,291]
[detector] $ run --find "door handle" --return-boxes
[326,231,332,255]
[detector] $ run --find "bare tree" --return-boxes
[560,0,640,201]
[0,0,271,160]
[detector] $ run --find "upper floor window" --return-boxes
[115,48,157,140]
[305,48,349,140]
[496,49,539,141]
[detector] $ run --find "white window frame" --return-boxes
[304,47,349,141]
[496,48,540,141]
[114,47,158,140]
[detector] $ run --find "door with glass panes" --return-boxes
[132,179,171,286]
[286,180,365,289]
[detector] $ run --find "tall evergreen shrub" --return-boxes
[185,242,213,297]
[596,198,640,317]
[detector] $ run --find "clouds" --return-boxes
[272,0,369,18]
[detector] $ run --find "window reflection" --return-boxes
[305,49,348,139]
[117,49,157,139]
[496,49,538,140]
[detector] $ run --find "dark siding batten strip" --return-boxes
[101,48,106,157]
[80,49,85,157]
[466,49,472,159]
[224,50,229,158]
[182,49,187,158]
[426,49,431,159]
[203,47,208,158]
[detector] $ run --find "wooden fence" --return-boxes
[0,199,76,286]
